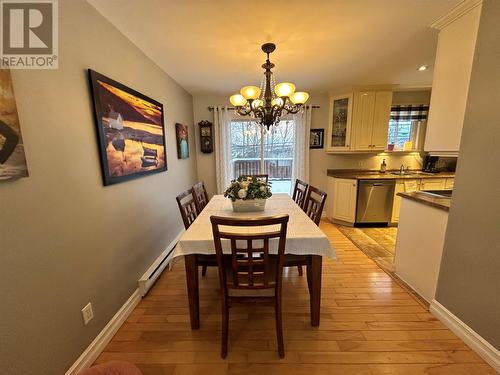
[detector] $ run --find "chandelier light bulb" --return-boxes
[240,86,261,100]
[251,99,264,109]
[272,97,284,107]
[230,94,247,107]
[274,82,296,98]
[290,92,309,104]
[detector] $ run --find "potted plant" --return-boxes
[224,176,272,212]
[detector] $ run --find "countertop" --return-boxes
[397,191,451,211]
[327,169,455,180]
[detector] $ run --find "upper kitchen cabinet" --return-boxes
[424,0,482,155]
[326,93,353,152]
[326,90,392,153]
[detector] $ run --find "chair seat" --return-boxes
[283,254,309,266]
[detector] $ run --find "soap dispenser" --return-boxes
[380,159,387,173]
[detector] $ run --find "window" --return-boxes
[230,119,295,193]
[388,105,428,150]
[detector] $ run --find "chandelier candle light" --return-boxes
[229,43,309,130]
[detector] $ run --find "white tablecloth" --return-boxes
[174,194,336,259]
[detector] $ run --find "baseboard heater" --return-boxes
[138,231,183,296]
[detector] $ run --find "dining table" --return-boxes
[174,193,336,329]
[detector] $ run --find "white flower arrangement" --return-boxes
[224,176,272,202]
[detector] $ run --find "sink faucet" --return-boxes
[400,164,405,174]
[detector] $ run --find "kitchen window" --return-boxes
[388,105,428,150]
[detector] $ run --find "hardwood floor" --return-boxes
[95,221,495,374]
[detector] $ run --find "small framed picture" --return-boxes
[310,129,324,149]
[175,123,190,159]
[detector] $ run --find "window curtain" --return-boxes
[213,106,233,194]
[291,106,312,190]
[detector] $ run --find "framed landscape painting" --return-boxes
[175,123,189,159]
[88,69,167,185]
[0,70,29,180]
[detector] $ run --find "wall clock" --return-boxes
[199,120,213,153]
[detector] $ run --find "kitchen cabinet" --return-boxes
[326,94,353,152]
[327,178,357,224]
[391,179,420,223]
[424,2,482,154]
[371,91,393,149]
[352,91,393,151]
[445,178,454,190]
[326,90,392,153]
[420,178,446,191]
[352,92,376,151]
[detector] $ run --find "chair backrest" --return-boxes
[239,174,269,184]
[192,181,209,213]
[210,215,289,293]
[303,185,327,226]
[176,188,198,229]
[292,179,309,208]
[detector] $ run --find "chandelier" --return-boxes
[229,43,309,130]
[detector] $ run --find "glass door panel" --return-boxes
[327,93,353,151]
[231,120,262,179]
[263,119,295,193]
[230,119,295,194]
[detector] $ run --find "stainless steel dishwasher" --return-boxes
[356,180,395,223]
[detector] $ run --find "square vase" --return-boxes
[231,199,267,212]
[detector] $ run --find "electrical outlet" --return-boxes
[81,302,94,325]
[357,161,364,167]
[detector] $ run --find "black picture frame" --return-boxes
[88,69,167,186]
[310,129,324,149]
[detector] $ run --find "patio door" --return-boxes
[230,119,295,193]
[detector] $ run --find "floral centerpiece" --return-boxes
[224,176,272,212]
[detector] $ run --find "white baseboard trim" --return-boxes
[430,299,500,372]
[65,288,141,375]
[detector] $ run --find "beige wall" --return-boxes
[435,0,500,349]
[0,1,197,374]
[392,90,431,105]
[194,92,428,196]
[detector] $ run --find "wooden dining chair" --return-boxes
[292,179,309,209]
[210,214,289,359]
[290,185,327,276]
[176,188,198,229]
[239,174,269,184]
[192,181,209,213]
[176,189,217,277]
[303,185,328,225]
[192,181,211,275]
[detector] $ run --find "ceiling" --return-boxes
[88,0,461,95]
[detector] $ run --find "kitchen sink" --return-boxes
[390,171,436,176]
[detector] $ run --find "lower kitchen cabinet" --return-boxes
[391,178,453,224]
[445,178,454,189]
[391,179,420,223]
[420,178,446,191]
[328,176,455,226]
[327,178,357,224]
